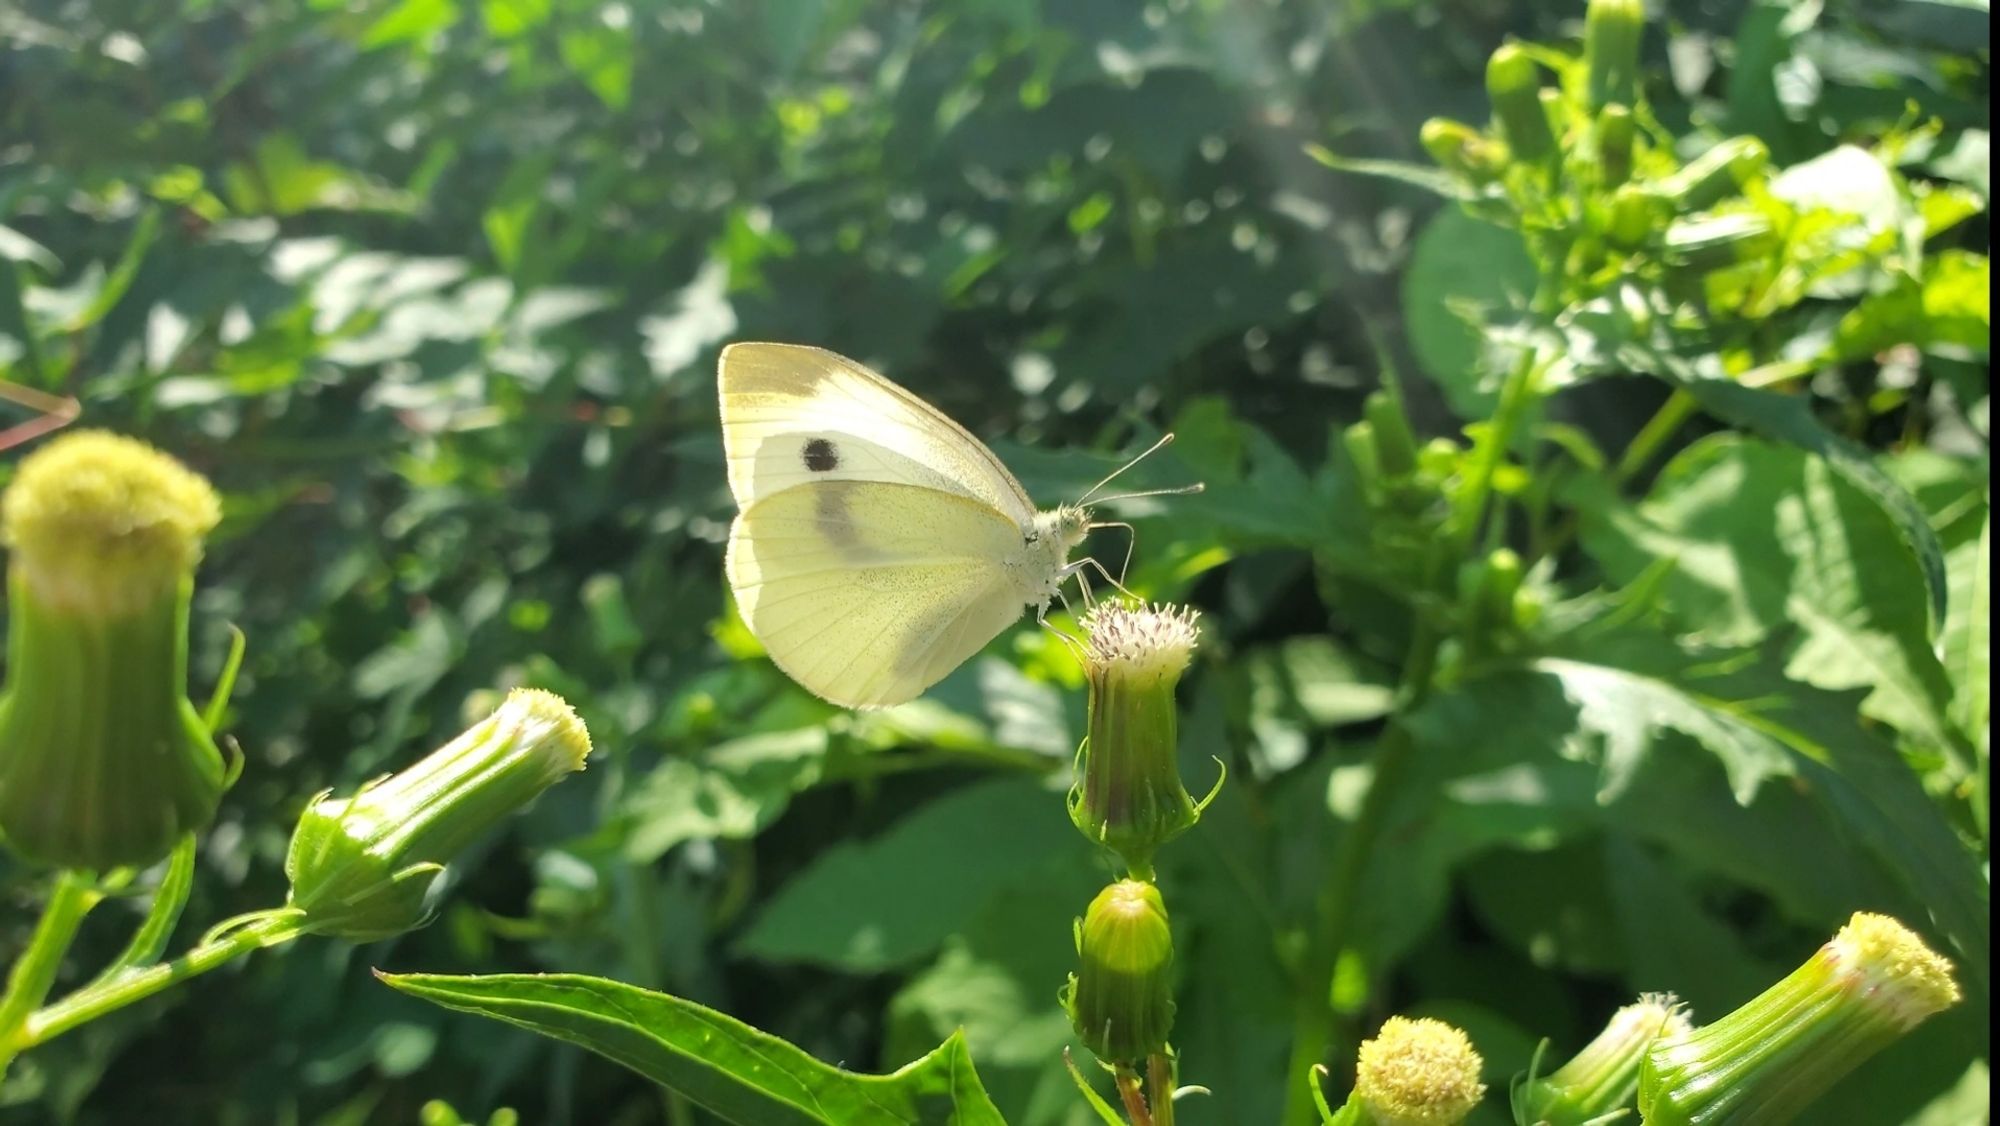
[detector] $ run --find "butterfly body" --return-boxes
[719,342,1091,709]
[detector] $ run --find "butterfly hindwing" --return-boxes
[724,479,1031,708]
[718,342,1037,528]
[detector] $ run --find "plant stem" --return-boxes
[0,870,101,1075]
[15,911,303,1050]
[1147,1053,1176,1126]
[1114,1065,1155,1126]
[1281,350,1546,1126]
[1613,389,1698,486]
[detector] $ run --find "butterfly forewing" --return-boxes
[718,342,1037,528]
[725,479,1029,708]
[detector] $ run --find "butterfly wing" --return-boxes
[718,342,1038,528]
[725,479,1032,709]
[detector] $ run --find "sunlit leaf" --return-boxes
[380,973,1005,1125]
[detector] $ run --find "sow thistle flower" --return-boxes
[1327,1016,1487,1126]
[1062,878,1176,1064]
[285,688,591,940]
[0,431,227,870]
[1515,994,1689,1126]
[1069,601,1213,876]
[1638,912,1960,1125]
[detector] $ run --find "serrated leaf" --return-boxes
[1580,435,1969,770]
[1409,622,1988,996]
[1655,374,1951,634]
[378,973,1004,1125]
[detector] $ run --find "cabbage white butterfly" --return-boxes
[719,342,1185,709]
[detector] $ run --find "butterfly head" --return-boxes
[1034,505,1094,554]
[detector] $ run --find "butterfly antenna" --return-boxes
[1087,481,1206,506]
[1078,433,1178,504]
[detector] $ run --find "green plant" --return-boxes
[0,0,1986,1121]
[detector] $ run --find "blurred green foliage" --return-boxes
[0,0,1988,1123]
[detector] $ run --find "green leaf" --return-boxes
[1653,374,1951,634]
[1303,146,1472,200]
[621,728,828,862]
[378,973,1004,1126]
[559,26,635,111]
[1580,435,1969,769]
[1954,512,1989,752]
[1401,207,1538,417]
[1921,250,1992,353]
[1411,621,1988,996]
[737,777,1076,972]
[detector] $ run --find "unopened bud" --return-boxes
[1364,391,1419,478]
[1062,879,1176,1063]
[0,431,226,869]
[1665,212,1776,272]
[1487,44,1555,163]
[1597,103,1636,187]
[1660,137,1768,211]
[1516,994,1689,1125]
[1606,183,1666,249]
[1584,0,1646,110]
[1639,913,1959,1125]
[285,689,591,940]
[1420,119,1508,182]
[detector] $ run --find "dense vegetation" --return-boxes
[0,0,1988,1123]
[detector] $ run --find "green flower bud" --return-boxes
[1638,913,1960,1125]
[285,688,591,940]
[1344,421,1382,493]
[1584,0,1646,111]
[1664,212,1776,272]
[1597,104,1636,188]
[1341,1016,1488,1125]
[1457,548,1524,640]
[1606,183,1666,249]
[0,431,225,870]
[1062,879,1175,1063]
[1487,44,1555,164]
[1660,137,1767,212]
[1419,119,1509,183]
[1364,391,1419,478]
[1070,602,1204,876]
[1515,994,1689,1125]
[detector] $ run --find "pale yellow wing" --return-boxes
[718,342,1037,528]
[725,479,1032,709]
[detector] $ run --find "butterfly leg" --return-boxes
[1086,520,1140,588]
[1064,555,1141,604]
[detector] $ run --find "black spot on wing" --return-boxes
[802,437,840,472]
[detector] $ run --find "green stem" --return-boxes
[1281,351,1546,1126]
[1146,1054,1176,1126]
[0,870,101,1074]
[15,910,303,1051]
[1613,389,1698,486]
[1114,1064,1155,1126]
[1279,725,1422,1126]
